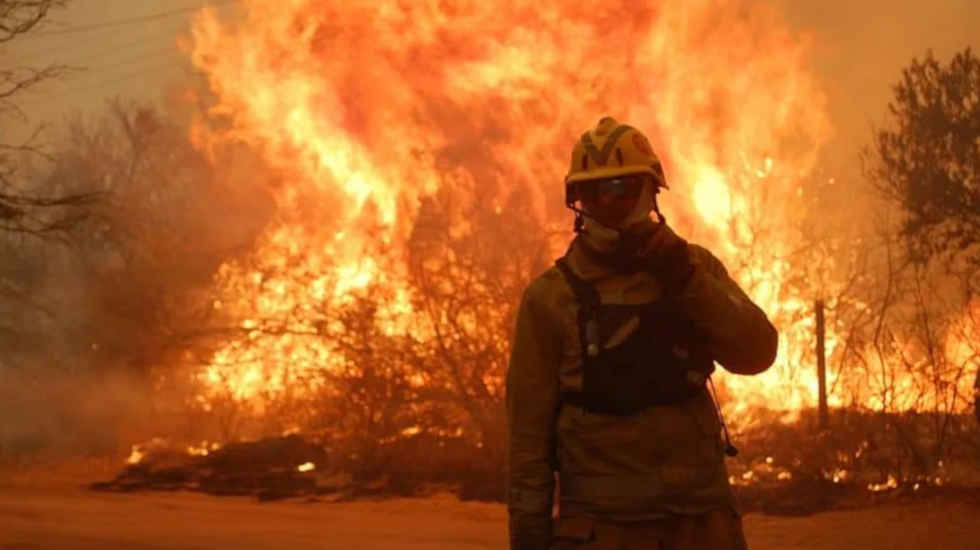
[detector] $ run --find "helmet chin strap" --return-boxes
[568,203,624,235]
[652,189,665,224]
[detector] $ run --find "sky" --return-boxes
[773,0,980,175]
[3,0,236,142]
[3,0,978,173]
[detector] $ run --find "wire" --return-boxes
[18,43,183,77]
[707,377,739,458]
[85,47,182,73]
[7,2,236,112]
[18,60,198,104]
[30,0,236,38]
[18,46,193,99]
[15,17,188,65]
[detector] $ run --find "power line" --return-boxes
[14,17,188,65]
[19,60,200,104]
[19,46,194,99]
[31,0,236,38]
[19,66,187,107]
[82,46,182,73]
[5,1,229,105]
[18,39,182,73]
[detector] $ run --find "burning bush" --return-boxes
[168,186,548,496]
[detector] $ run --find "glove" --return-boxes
[618,219,695,292]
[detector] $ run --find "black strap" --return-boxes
[554,257,600,313]
[555,256,601,411]
[555,255,692,414]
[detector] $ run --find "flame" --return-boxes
[125,437,172,465]
[182,0,831,411]
[177,0,976,428]
[187,441,221,457]
[867,475,899,493]
[126,445,145,465]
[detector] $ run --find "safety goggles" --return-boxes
[566,174,647,205]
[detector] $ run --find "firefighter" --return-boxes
[506,117,778,550]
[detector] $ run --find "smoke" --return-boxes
[774,0,980,176]
[0,367,149,458]
[0,100,275,459]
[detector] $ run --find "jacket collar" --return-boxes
[562,237,665,305]
[564,236,636,281]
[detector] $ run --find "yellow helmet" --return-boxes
[565,116,666,188]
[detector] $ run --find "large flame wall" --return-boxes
[183,0,951,422]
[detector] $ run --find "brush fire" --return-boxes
[3,0,980,549]
[99,0,978,503]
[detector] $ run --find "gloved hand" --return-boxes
[612,217,660,259]
[617,218,695,292]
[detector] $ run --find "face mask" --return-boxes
[581,182,654,252]
[621,182,655,228]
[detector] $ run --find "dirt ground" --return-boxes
[1,466,978,549]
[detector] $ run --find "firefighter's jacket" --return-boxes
[506,239,778,550]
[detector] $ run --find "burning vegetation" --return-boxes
[1,0,979,515]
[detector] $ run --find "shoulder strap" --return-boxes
[555,256,601,411]
[554,257,600,312]
[555,255,602,359]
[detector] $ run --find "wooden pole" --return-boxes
[816,299,829,429]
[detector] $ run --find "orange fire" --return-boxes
[179,0,972,426]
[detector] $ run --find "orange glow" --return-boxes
[178,0,975,426]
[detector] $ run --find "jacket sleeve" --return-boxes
[506,280,563,550]
[675,245,779,375]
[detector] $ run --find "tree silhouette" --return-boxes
[0,0,98,239]
[866,48,980,276]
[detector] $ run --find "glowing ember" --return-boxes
[297,462,316,473]
[126,446,145,466]
[828,469,849,484]
[867,475,899,493]
[125,437,171,465]
[187,441,221,457]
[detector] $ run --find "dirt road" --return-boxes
[0,484,976,549]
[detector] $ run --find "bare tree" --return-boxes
[0,1,98,239]
[866,46,980,429]
[189,180,551,496]
[0,1,62,42]
[405,188,550,467]
[46,100,272,377]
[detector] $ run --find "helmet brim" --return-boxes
[565,166,668,188]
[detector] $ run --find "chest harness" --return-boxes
[555,256,738,456]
